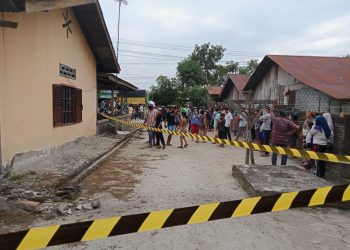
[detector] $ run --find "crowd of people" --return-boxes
[142,101,334,179]
[98,99,145,119]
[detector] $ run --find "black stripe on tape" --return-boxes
[208,200,241,220]
[251,194,281,214]
[325,184,349,204]
[0,230,28,250]
[48,221,93,246]
[163,206,199,227]
[109,213,149,236]
[290,189,316,209]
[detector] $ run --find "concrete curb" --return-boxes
[55,128,142,189]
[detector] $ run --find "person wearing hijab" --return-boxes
[308,116,331,178]
[323,113,334,149]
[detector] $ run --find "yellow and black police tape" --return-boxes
[99,113,350,165]
[1,183,349,249]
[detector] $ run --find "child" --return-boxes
[155,109,166,149]
[178,112,189,148]
[217,113,226,148]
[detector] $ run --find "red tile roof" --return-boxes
[219,74,250,99]
[245,55,350,99]
[207,86,223,96]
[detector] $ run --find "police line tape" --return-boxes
[1,183,349,249]
[99,113,350,165]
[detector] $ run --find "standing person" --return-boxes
[289,113,299,149]
[213,108,221,139]
[206,108,213,132]
[309,116,331,178]
[270,107,300,166]
[199,110,208,141]
[217,113,226,148]
[178,112,189,148]
[191,108,201,143]
[323,113,334,151]
[144,101,158,148]
[139,104,144,119]
[165,106,176,146]
[155,109,166,149]
[259,107,272,156]
[236,112,247,141]
[224,108,233,140]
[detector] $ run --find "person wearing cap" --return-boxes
[144,101,158,148]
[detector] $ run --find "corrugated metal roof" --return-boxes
[0,0,24,12]
[244,55,350,99]
[219,74,250,99]
[207,86,223,95]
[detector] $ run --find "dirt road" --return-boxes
[40,131,350,249]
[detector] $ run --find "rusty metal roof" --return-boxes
[219,74,250,99]
[244,55,350,99]
[207,86,223,96]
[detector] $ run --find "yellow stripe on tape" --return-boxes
[82,217,121,242]
[241,142,249,149]
[324,153,339,163]
[276,146,286,155]
[138,209,173,232]
[272,192,298,212]
[252,143,261,151]
[290,148,302,158]
[306,150,320,160]
[233,141,240,147]
[342,185,350,202]
[188,203,220,225]
[17,225,60,250]
[308,186,332,206]
[232,197,261,218]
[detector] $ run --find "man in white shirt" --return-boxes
[259,107,272,156]
[236,113,247,141]
[224,108,233,140]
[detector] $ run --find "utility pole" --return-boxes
[115,0,128,61]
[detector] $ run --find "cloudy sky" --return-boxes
[99,0,350,90]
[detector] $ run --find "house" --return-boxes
[244,55,350,113]
[97,73,138,104]
[207,86,223,106]
[0,0,120,171]
[219,74,250,102]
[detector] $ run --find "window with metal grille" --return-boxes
[53,84,83,127]
[63,87,74,124]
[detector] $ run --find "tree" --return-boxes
[210,61,239,86]
[187,85,208,107]
[148,76,179,106]
[190,43,226,85]
[344,54,350,58]
[239,59,259,75]
[177,59,206,88]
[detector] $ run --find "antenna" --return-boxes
[115,0,128,64]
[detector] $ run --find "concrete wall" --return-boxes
[0,8,97,167]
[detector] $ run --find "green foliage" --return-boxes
[210,61,239,86]
[187,85,208,107]
[238,59,259,75]
[177,59,205,88]
[149,76,179,106]
[149,42,260,106]
[190,43,226,84]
